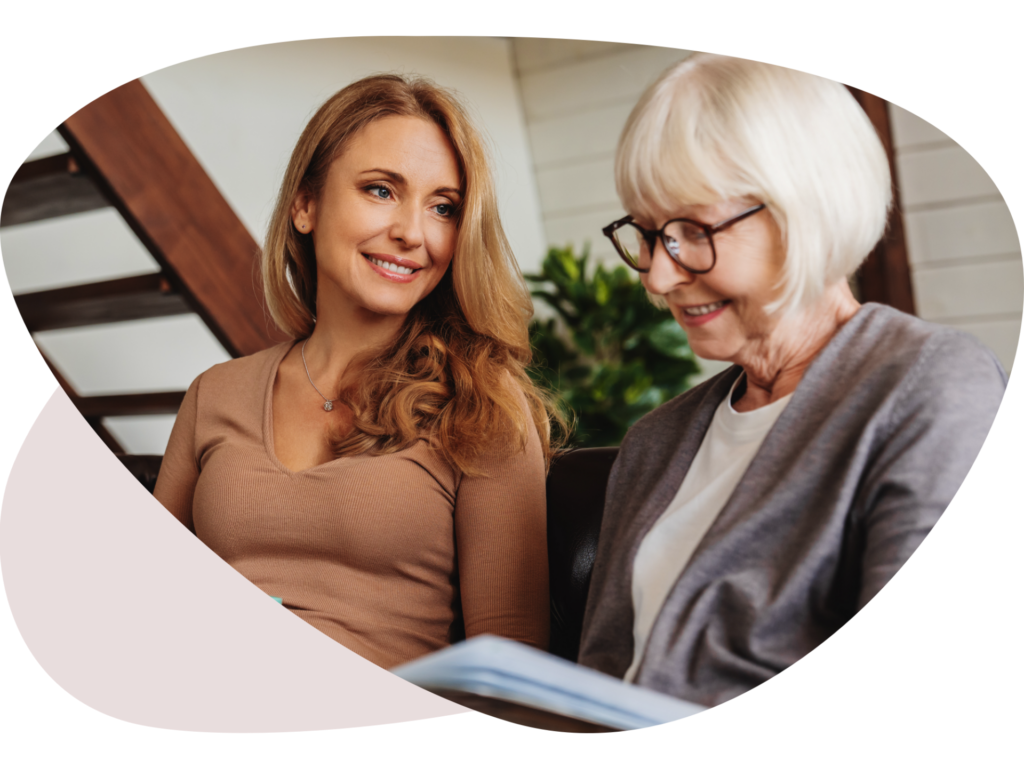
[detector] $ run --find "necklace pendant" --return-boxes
[324,400,334,412]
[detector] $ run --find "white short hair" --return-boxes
[616,53,892,313]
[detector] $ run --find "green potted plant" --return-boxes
[526,245,701,447]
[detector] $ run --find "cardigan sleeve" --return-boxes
[855,331,1006,608]
[153,375,202,533]
[452,400,550,651]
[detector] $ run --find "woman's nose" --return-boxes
[390,205,424,250]
[641,239,695,295]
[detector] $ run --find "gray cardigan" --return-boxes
[577,304,1007,707]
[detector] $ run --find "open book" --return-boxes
[392,635,705,732]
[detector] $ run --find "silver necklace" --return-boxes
[301,339,337,411]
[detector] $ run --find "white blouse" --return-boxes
[625,376,792,682]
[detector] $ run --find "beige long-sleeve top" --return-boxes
[154,341,549,668]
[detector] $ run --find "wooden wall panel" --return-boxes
[896,145,1001,207]
[888,105,948,146]
[518,46,687,121]
[543,206,624,262]
[905,201,1019,267]
[912,260,1023,321]
[535,159,620,217]
[942,317,1021,369]
[526,102,633,167]
[512,39,625,75]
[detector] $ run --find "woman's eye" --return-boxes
[433,202,455,218]
[366,184,392,200]
[682,225,708,243]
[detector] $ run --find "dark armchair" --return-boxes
[545,447,617,660]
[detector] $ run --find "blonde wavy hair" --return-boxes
[262,74,563,474]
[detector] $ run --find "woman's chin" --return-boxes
[349,298,418,321]
[686,337,738,365]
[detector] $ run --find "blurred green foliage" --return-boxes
[526,245,700,447]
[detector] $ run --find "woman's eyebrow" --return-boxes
[361,168,406,183]
[360,169,462,198]
[435,186,462,199]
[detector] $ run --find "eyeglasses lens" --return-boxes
[612,225,645,269]
[663,221,714,272]
[611,220,715,272]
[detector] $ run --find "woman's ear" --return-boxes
[291,189,316,234]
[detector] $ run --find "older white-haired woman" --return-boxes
[577,53,1006,707]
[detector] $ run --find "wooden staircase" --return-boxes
[2,79,286,453]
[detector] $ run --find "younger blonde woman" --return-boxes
[155,74,558,668]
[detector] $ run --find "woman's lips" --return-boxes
[676,299,730,327]
[363,253,422,283]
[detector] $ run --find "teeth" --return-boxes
[683,300,727,316]
[368,256,415,275]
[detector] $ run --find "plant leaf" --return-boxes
[527,243,701,447]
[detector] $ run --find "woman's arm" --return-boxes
[153,375,202,533]
[453,405,550,651]
[857,331,1006,608]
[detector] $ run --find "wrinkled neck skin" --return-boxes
[732,281,861,413]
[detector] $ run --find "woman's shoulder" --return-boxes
[186,341,294,408]
[847,303,993,357]
[492,368,545,449]
[193,342,293,387]
[828,303,1007,393]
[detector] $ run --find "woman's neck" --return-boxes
[732,282,860,413]
[301,295,408,389]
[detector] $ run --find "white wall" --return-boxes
[511,40,728,381]
[890,104,1022,371]
[512,40,1022,379]
[141,37,546,271]
[1,37,546,454]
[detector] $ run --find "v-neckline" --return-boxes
[261,339,355,477]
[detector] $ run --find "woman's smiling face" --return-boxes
[292,115,462,321]
[638,199,788,363]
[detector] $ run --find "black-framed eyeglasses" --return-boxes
[602,204,766,274]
